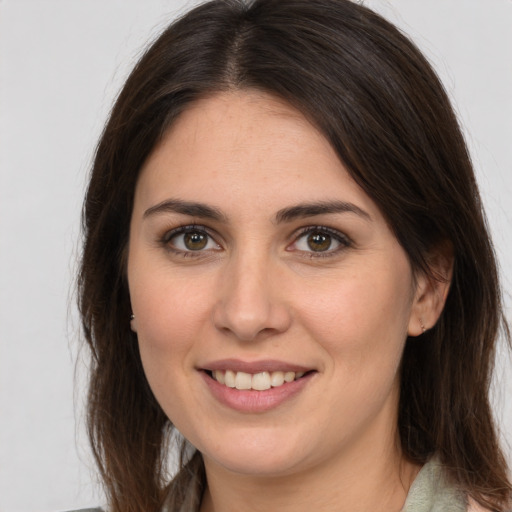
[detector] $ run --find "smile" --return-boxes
[210,370,306,391]
[200,359,316,412]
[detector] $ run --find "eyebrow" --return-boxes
[274,200,372,223]
[143,199,228,222]
[143,198,371,224]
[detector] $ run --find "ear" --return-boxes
[408,243,454,337]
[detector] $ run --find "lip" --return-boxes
[200,358,312,374]
[199,360,316,413]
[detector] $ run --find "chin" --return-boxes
[207,452,307,478]
[198,427,312,477]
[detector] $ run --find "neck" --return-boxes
[199,436,420,512]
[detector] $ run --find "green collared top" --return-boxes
[401,457,466,512]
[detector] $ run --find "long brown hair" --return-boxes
[78,1,511,511]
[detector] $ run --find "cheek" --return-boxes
[296,268,413,435]
[297,261,414,372]
[128,263,214,377]
[129,243,211,331]
[129,272,214,426]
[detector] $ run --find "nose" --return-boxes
[212,250,292,342]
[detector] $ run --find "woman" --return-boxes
[78,0,512,511]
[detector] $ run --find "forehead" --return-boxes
[155,91,327,166]
[135,91,381,221]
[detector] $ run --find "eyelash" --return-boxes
[160,224,352,258]
[291,225,352,258]
[161,224,221,258]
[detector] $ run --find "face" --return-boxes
[127,91,427,478]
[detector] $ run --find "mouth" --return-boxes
[205,369,312,391]
[200,361,316,412]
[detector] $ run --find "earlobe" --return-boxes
[407,246,454,337]
[130,313,137,333]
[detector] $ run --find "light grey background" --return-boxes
[0,1,510,511]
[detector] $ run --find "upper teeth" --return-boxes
[213,370,305,391]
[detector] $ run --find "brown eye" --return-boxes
[165,226,220,253]
[184,231,208,250]
[291,227,350,256]
[307,232,332,252]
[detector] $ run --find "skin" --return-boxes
[127,91,451,512]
